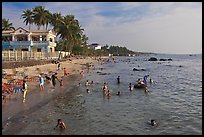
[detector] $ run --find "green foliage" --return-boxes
[72,45,83,55]
[2,18,15,31]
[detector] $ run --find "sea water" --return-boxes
[3,54,202,135]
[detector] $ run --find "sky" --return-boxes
[2,2,202,54]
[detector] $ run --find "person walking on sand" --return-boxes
[51,73,58,88]
[21,80,28,102]
[39,74,44,91]
[57,63,61,71]
[64,68,68,76]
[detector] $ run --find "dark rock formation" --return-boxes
[148,57,158,61]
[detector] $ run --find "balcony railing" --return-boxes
[2,41,53,47]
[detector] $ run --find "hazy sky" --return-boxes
[2,2,202,54]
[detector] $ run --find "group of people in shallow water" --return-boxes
[81,73,153,98]
[79,74,157,127]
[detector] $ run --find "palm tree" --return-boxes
[81,34,88,47]
[32,6,50,30]
[2,18,15,31]
[49,12,62,31]
[53,15,83,59]
[21,9,33,30]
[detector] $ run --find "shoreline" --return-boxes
[2,56,104,134]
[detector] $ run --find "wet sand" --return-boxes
[2,57,101,135]
[2,73,82,135]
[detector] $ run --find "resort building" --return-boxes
[88,43,101,50]
[2,27,57,53]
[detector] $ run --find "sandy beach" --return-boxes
[2,56,102,134]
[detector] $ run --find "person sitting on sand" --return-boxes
[44,74,51,81]
[55,119,66,129]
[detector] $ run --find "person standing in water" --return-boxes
[117,76,120,84]
[143,75,149,85]
[129,83,134,91]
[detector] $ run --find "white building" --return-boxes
[88,43,101,50]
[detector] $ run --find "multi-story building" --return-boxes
[2,27,57,53]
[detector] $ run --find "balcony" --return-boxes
[10,41,32,46]
[32,41,49,47]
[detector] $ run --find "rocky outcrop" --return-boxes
[148,57,173,61]
[133,68,146,71]
[148,57,158,61]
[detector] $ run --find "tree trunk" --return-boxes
[58,40,64,60]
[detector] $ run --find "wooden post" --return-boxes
[8,50,10,61]
[15,50,17,61]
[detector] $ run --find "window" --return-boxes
[37,48,41,52]
[22,48,28,51]
[50,38,52,42]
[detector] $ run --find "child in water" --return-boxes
[107,90,111,97]
[55,119,66,129]
[60,79,63,87]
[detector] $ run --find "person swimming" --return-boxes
[107,90,111,97]
[55,119,66,129]
[116,91,121,95]
[151,119,157,126]
[149,78,153,84]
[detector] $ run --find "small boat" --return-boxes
[134,83,146,88]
